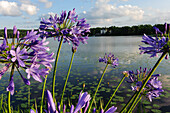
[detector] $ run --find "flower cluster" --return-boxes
[127,67,163,102]
[30,90,117,113]
[99,53,119,68]
[0,26,54,95]
[139,23,169,58]
[39,8,90,48]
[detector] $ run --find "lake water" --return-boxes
[0,36,170,112]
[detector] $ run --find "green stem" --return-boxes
[40,74,48,113]
[8,63,15,113]
[28,86,30,108]
[88,64,109,113]
[129,96,142,113]
[8,92,11,113]
[60,52,75,111]
[120,92,137,113]
[0,94,3,111]
[52,37,63,100]
[104,76,125,111]
[127,52,167,113]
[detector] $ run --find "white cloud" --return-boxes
[20,4,39,15]
[119,0,129,1]
[39,12,56,20]
[38,0,52,8]
[45,2,52,8]
[0,1,39,16]
[0,1,22,16]
[18,0,31,4]
[80,0,144,27]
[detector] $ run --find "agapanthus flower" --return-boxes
[6,76,14,95]
[31,90,91,113]
[31,90,117,113]
[39,8,90,47]
[127,67,163,102]
[0,26,54,95]
[139,23,170,58]
[99,53,119,68]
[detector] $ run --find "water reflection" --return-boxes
[0,36,169,112]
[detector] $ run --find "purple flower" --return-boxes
[26,64,45,82]
[93,106,117,113]
[13,26,17,36]
[0,26,54,94]
[139,23,169,58]
[0,39,8,53]
[45,90,91,113]
[6,76,14,95]
[39,8,90,47]
[74,91,91,113]
[164,23,167,34]
[127,67,163,101]
[46,90,56,112]
[99,53,119,68]
[30,109,38,113]
[10,47,28,67]
[21,30,40,43]
[139,34,168,57]
[147,89,164,102]
[0,63,10,80]
[20,74,30,85]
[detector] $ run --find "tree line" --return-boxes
[0,29,34,38]
[0,23,167,38]
[89,24,167,36]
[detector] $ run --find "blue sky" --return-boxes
[0,0,170,29]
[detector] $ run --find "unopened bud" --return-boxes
[123,71,129,77]
[13,26,17,35]
[72,46,77,53]
[83,83,85,88]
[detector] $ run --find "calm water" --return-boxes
[0,36,170,112]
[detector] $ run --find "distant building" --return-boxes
[100,29,107,34]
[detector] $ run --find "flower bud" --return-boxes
[83,83,85,88]
[13,26,17,36]
[123,71,129,77]
[4,27,7,39]
[72,46,77,53]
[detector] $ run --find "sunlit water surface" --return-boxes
[0,36,170,112]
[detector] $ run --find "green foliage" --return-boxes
[89,24,165,36]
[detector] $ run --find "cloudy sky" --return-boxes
[0,0,170,29]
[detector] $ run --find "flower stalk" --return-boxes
[88,63,109,113]
[40,74,48,113]
[60,51,75,111]
[52,37,63,99]
[129,95,143,113]
[8,63,15,113]
[126,52,167,113]
[120,92,137,113]
[104,75,125,111]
